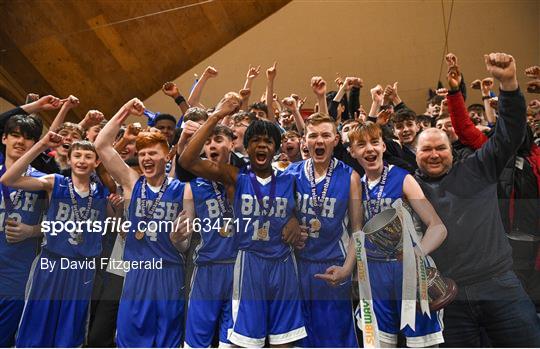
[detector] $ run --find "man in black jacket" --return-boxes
[414,52,540,347]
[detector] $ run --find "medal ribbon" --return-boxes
[68,177,94,221]
[353,230,381,348]
[141,177,169,219]
[362,163,389,219]
[1,165,31,214]
[211,181,233,217]
[307,158,335,217]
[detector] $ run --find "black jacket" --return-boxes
[414,88,526,285]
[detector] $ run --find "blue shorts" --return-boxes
[116,263,185,348]
[229,250,307,347]
[16,251,96,347]
[296,258,358,347]
[185,262,234,348]
[0,296,24,347]
[359,260,444,347]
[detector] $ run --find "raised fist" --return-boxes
[311,76,327,97]
[202,66,218,79]
[436,88,448,97]
[481,78,494,95]
[162,82,180,98]
[350,77,363,88]
[282,97,298,111]
[335,76,344,88]
[445,53,458,68]
[25,93,40,104]
[40,131,64,148]
[239,88,251,99]
[528,99,540,112]
[124,98,145,116]
[63,95,80,109]
[83,110,104,127]
[125,122,142,141]
[525,66,540,79]
[488,97,499,111]
[447,65,461,90]
[246,65,261,80]
[470,79,481,89]
[484,52,517,88]
[370,84,384,104]
[216,93,241,116]
[36,95,63,111]
[266,62,277,81]
[527,80,540,94]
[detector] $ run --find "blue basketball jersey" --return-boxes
[124,176,185,264]
[190,177,238,264]
[362,165,408,258]
[286,158,352,262]
[0,165,46,296]
[233,167,295,259]
[43,174,109,258]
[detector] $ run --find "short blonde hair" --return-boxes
[348,122,382,144]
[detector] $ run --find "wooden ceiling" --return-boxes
[0,0,290,125]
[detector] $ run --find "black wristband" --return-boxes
[174,95,186,105]
[482,95,491,101]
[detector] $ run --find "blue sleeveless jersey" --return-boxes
[191,177,238,264]
[124,177,185,264]
[362,165,408,258]
[43,174,108,258]
[286,159,352,262]
[0,166,46,296]
[233,167,295,259]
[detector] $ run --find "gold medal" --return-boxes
[257,227,268,239]
[219,226,229,238]
[135,230,145,240]
[310,218,321,232]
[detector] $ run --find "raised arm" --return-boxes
[188,66,218,108]
[94,99,142,192]
[402,175,447,255]
[46,95,80,132]
[282,97,305,134]
[179,96,240,186]
[311,76,328,116]
[265,62,279,124]
[368,84,383,117]
[78,109,105,132]
[241,64,260,109]
[0,132,60,193]
[162,81,190,115]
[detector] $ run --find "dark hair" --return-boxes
[467,103,485,112]
[184,107,208,123]
[249,102,268,115]
[243,119,281,152]
[154,113,177,125]
[427,95,445,107]
[233,111,256,124]
[68,140,98,158]
[3,114,43,142]
[393,109,417,123]
[212,125,234,140]
[416,114,432,124]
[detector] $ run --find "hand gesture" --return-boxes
[528,99,540,112]
[281,97,298,112]
[525,66,540,79]
[4,218,36,243]
[40,131,64,148]
[311,76,327,97]
[108,193,125,215]
[25,93,40,104]
[170,210,191,244]
[489,97,499,111]
[445,53,458,68]
[383,82,398,104]
[282,216,301,245]
[215,94,241,117]
[484,52,517,88]
[239,88,251,100]
[62,95,80,110]
[527,80,540,94]
[335,76,344,89]
[370,84,384,104]
[124,122,142,141]
[246,65,261,80]
[35,95,63,111]
[481,78,494,96]
[447,65,461,90]
[162,81,180,98]
[314,265,349,287]
[470,79,481,89]
[266,62,277,81]
[82,110,104,127]
[202,66,218,79]
[124,98,145,116]
[436,88,448,97]
[350,77,364,88]
[376,108,392,125]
